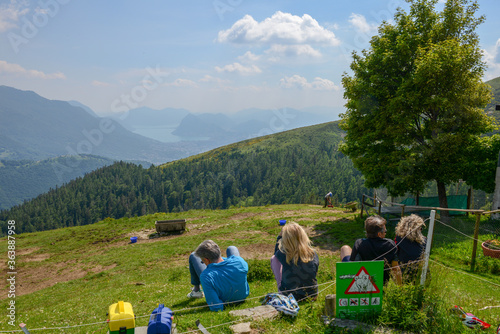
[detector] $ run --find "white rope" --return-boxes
[429,259,500,288]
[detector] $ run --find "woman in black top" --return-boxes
[270,222,319,301]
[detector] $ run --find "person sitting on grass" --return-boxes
[271,222,319,301]
[187,240,249,311]
[340,215,402,285]
[395,214,426,282]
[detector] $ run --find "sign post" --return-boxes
[335,261,384,319]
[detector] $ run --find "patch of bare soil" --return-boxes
[228,212,263,221]
[1,251,117,299]
[306,226,340,254]
[22,253,51,262]
[17,247,40,256]
[121,221,223,246]
[15,262,116,297]
[238,243,275,260]
[258,209,345,222]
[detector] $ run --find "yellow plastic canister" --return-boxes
[108,301,135,333]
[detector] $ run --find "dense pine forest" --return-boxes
[0,155,117,210]
[0,122,370,234]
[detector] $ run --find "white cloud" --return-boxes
[265,44,322,58]
[217,11,340,46]
[310,77,340,90]
[199,75,230,84]
[0,0,29,33]
[92,80,111,87]
[166,78,198,87]
[0,60,66,79]
[483,39,500,81]
[349,13,378,34]
[215,62,262,75]
[495,38,500,64]
[237,51,261,63]
[280,75,340,91]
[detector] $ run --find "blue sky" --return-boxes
[0,0,499,118]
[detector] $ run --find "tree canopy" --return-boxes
[340,0,496,211]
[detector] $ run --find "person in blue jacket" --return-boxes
[187,239,249,311]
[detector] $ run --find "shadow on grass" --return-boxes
[171,298,210,315]
[311,218,365,251]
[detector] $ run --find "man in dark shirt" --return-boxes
[340,215,402,285]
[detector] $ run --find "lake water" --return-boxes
[132,126,209,143]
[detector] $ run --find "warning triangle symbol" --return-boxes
[345,266,380,294]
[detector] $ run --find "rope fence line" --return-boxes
[3,251,498,333]
[0,280,337,333]
[361,194,500,270]
[429,259,500,288]
[361,193,485,215]
[1,210,499,333]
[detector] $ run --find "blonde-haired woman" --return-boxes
[271,222,319,301]
[395,214,426,281]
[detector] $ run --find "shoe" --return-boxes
[187,289,204,299]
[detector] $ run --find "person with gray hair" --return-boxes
[395,214,426,282]
[187,240,249,311]
[340,215,402,285]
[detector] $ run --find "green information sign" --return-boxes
[335,261,384,319]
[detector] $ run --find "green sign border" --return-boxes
[335,261,384,319]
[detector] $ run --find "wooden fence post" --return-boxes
[470,213,481,272]
[324,294,336,318]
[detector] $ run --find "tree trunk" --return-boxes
[437,180,449,222]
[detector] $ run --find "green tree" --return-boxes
[340,0,494,217]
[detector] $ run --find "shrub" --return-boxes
[378,282,464,333]
[246,259,274,282]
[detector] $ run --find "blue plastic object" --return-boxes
[147,304,173,334]
[279,220,286,226]
[130,237,138,243]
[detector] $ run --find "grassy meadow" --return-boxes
[1,204,499,333]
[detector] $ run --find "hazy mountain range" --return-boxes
[0,86,202,163]
[110,106,335,146]
[0,85,336,209]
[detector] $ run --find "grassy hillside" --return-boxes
[0,205,498,333]
[0,122,370,234]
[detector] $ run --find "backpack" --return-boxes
[262,293,300,317]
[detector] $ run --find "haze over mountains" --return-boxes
[0,85,335,209]
[0,86,198,163]
[111,106,334,145]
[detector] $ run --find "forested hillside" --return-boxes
[485,76,500,114]
[0,155,117,210]
[0,122,369,234]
